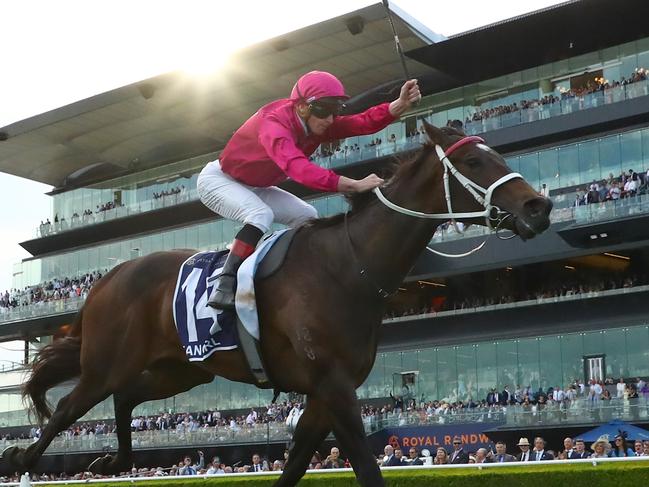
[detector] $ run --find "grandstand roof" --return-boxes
[0,2,441,189]
[407,0,649,92]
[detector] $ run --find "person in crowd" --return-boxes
[610,433,635,457]
[449,437,469,464]
[633,440,644,456]
[491,441,516,462]
[197,71,420,309]
[531,437,554,461]
[560,437,575,459]
[474,448,489,463]
[381,445,402,467]
[570,439,589,459]
[405,447,423,466]
[433,447,449,465]
[517,437,532,461]
[590,435,611,458]
[323,447,346,469]
[250,453,267,472]
[177,451,204,475]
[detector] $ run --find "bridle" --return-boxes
[345,135,526,298]
[372,135,524,258]
[344,135,526,298]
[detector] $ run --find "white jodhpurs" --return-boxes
[197,160,319,233]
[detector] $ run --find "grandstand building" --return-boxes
[2,0,649,473]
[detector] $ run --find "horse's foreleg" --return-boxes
[4,379,109,472]
[273,397,331,487]
[88,361,212,475]
[319,375,384,487]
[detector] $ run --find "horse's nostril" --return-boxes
[524,197,552,220]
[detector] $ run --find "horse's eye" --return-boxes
[465,157,481,167]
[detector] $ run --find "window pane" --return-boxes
[603,328,627,378]
[626,326,649,377]
[538,149,560,191]
[475,342,497,401]
[578,140,600,185]
[599,134,622,182]
[620,131,642,176]
[418,349,438,402]
[560,333,584,385]
[517,338,540,392]
[539,336,562,391]
[456,344,477,402]
[519,153,540,190]
[496,340,518,392]
[436,347,457,401]
[558,144,579,187]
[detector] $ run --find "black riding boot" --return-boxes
[207,252,245,310]
[208,224,263,310]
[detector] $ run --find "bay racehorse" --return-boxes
[3,123,551,486]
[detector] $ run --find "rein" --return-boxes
[372,136,523,258]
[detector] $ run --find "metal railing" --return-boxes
[3,398,648,455]
[463,80,649,136]
[33,79,649,239]
[36,191,197,238]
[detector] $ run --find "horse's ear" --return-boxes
[422,121,451,146]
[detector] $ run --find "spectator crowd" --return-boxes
[465,68,649,127]
[0,271,103,315]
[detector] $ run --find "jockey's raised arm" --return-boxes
[197,70,421,310]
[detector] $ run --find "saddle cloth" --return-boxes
[172,230,288,361]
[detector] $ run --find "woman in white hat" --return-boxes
[590,435,612,458]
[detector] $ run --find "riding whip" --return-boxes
[382,0,411,81]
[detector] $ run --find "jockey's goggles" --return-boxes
[308,99,346,119]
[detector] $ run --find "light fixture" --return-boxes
[418,280,446,287]
[564,265,575,270]
[603,252,630,261]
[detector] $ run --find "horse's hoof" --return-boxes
[2,446,26,470]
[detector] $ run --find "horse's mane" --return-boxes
[306,126,464,230]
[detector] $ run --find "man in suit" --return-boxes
[405,447,424,466]
[561,437,575,459]
[382,445,402,467]
[516,437,532,461]
[490,441,516,463]
[569,439,589,459]
[501,386,512,405]
[449,437,469,464]
[531,437,554,461]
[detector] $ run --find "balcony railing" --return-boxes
[35,79,649,239]
[37,190,198,238]
[573,193,649,224]
[2,397,647,454]
[463,80,649,136]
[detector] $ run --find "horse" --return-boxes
[3,122,552,486]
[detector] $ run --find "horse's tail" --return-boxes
[23,308,83,425]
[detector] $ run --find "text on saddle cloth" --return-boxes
[172,229,289,360]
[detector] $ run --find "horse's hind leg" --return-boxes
[89,361,212,475]
[3,379,109,472]
[273,397,331,487]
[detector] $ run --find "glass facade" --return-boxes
[19,120,649,289]
[40,37,649,237]
[1,324,647,428]
[14,194,348,289]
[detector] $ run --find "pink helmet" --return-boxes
[290,71,349,103]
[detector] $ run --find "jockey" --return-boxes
[198,71,421,309]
